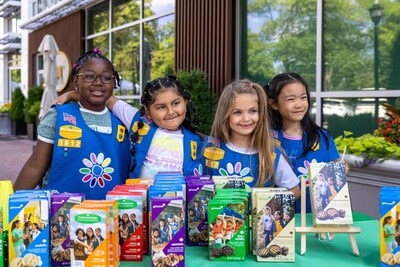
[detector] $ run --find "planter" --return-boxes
[11,120,27,136]
[0,112,12,135]
[27,122,38,141]
[344,154,400,220]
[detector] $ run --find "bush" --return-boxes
[9,88,26,122]
[24,86,43,123]
[176,69,216,135]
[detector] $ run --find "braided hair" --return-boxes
[71,48,121,88]
[129,75,199,171]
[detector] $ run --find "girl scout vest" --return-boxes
[128,112,203,177]
[202,137,280,188]
[47,103,130,200]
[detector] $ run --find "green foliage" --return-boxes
[176,69,216,135]
[334,131,400,167]
[24,86,44,124]
[9,88,26,122]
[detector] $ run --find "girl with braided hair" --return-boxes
[54,71,202,178]
[14,48,130,199]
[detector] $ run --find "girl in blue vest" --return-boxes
[202,80,300,196]
[13,48,130,200]
[264,72,340,213]
[55,75,202,178]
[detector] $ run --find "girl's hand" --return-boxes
[52,91,80,106]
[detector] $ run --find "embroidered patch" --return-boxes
[79,152,114,188]
[58,139,81,148]
[59,125,82,139]
[117,125,126,142]
[132,121,150,136]
[203,147,225,161]
[191,141,197,160]
[63,112,76,125]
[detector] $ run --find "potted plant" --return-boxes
[0,102,12,135]
[24,86,44,140]
[8,88,27,135]
[334,100,400,220]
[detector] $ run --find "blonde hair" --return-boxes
[210,79,275,187]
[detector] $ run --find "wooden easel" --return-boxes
[295,179,361,256]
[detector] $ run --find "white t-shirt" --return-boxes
[112,100,184,178]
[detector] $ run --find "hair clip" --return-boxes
[73,63,77,69]
[93,48,102,55]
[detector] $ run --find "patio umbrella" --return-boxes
[38,35,59,120]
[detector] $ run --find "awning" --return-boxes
[20,0,98,30]
[0,32,21,45]
[0,43,21,54]
[0,0,21,18]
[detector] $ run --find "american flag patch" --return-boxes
[63,112,76,125]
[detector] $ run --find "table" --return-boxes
[121,213,379,267]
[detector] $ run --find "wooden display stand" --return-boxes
[295,179,361,256]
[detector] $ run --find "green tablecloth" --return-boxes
[121,213,379,267]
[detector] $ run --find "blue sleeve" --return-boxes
[327,135,340,161]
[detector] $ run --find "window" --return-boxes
[85,0,175,101]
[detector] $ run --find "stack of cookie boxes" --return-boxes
[186,175,214,246]
[8,190,51,267]
[106,187,144,261]
[69,202,111,267]
[380,187,400,267]
[208,186,248,261]
[308,162,353,226]
[50,193,84,267]
[252,188,295,262]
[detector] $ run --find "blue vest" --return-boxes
[202,138,280,189]
[46,103,130,200]
[128,112,203,177]
[273,128,340,213]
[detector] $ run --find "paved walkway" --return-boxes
[0,135,35,185]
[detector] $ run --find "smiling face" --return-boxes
[270,82,308,129]
[73,58,114,112]
[228,93,259,147]
[145,89,188,131]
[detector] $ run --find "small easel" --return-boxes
[295,179,361,256]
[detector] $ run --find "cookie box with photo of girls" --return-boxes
[308,162,353,226]
[186,178,215,246]
[213,189,249,254]
[208,198,246,261]
[106,190,143,261]
[69,204,110,267]
[113,184,149,254]
[150,197,185,267]
[50,193,84,266]
[380,187,400,267]
[8,191,51,267]
[80,200,120,267]
[254,190,295,262]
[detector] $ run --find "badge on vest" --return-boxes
[203,146,225,169]
[59,125,82,139]
[116,125,126,142]
[132,121,150,144]
[58,139,81,148]
[191,141,197,160]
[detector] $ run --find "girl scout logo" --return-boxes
[79,152,114,188]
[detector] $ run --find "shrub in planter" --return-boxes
[9,88,26,122]
[24,86,43,124]
[176,69,216,135]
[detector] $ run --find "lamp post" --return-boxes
[369,1,384,119]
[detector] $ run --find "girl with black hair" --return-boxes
[55,74,202,178]
[14,48,130,200]
[264,72,340,213]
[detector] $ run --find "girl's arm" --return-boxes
[288,185,301,200]
[13,140,53,191]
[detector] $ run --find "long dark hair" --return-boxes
[264,72,332,156]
